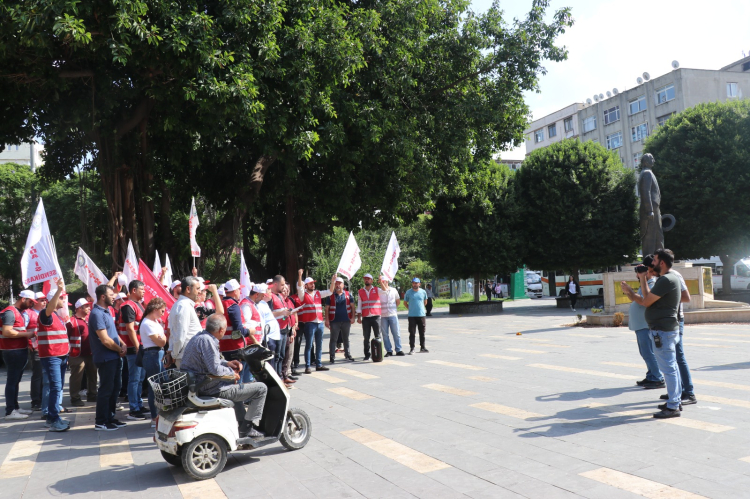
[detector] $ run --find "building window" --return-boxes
[727,82,738,98]
[606,131,623,150]
[633,152,643,168]
[743,62,750,72]
[603,106,620,125]
[534,129,544,143]
[583,116,597,133]
[548,124,557,138]
[629,96,647,115]
[655,84,675,104]
[564,117,574,132]
[656,113,674,127]
[631,123,648,142]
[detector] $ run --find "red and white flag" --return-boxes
[380,231,401,281]
[138,259,176,310]
[336,232,362,280]
[74,247,108,298]
[21,199,63,288]
[163,254,174,286]
[122,239,139,286]
[189,197,201,257]
[152,250,162,280]
[240,252,252,299]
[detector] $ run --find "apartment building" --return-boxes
[0,141,44,170]
[523,103,584,156]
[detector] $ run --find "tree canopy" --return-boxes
[515,139,639,275]
[644,99,750,291]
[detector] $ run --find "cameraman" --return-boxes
[627,256,664,390]
[620,249,682,419]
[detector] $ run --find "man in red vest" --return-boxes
[2,289,37,420]
[356,273,382,361]
[297,270,335,373]
[38,279,72,431]
[222,279,257,382]
[67,298,96,407]
[325,277,355,363]
[118,280,147,420]
[25,292,47,411]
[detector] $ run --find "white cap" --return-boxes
[224,279,241,292]
[116,292,127,301]
[19,290,36,301]
[303,277,316,285]
[35,292,46,300]
[335,277,344,283]
[363,273,373,279]
[47,290,65,301]
[117,274,129,286]
[170,280,181,290]
[74,298,90,309]
[379,275,390,282]
[252,283,268,294]
[266,278,273,284]
[218,285,226,297]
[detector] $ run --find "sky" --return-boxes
[470,0,750,159]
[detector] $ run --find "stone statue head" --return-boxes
[641,153,654,169]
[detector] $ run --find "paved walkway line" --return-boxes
[328,387,373,400]
[580,467,708,499]
[0,430,45,479]
[170,466,227,499]
[568,333,606,338]
[585,403,734,433]
[506,348,548,354]
[601,362,750,392]
[695,333,750,339]
[468,376,499,382]
[422,384,477,397]
[699,394,750,409]
[526,339,571,348]
[332,367,379,379]
[479,354,522,360]
[99,435,134,467]
[427,360,485,371]
[529,363,640,380]
[72,407,96,430]
[692,336,750,343]
[342,428,451,473]
[740,456,750,463]
[601,361,643,368]
[373,360,413,366]
[683,343,732,349]
[307,372,347,384]
[470,402,544,420]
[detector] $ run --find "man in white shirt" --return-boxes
[379,276,404,356]
[166,277,223,369]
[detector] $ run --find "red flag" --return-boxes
[138,259,176,316]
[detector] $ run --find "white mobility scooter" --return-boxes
[150,344,311,480]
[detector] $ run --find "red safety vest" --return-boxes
[239,298,263,343]
[358,287,382,317]
[38,311,70,358]
[117,299,144,348]
[0,306,29,351]
[285,297,298,328]
[221,298,246,352]
[298,290,323,323]
[67,316,89,358]
[327,291,352,321]
[270,293,291,328]
[26,308,39,351]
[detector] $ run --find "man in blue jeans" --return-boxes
[660,268,697,405]
[378,277,404,357]
[628,256,664,389]
[90,284,128,431]
[1,290,37,420]
[621,248,683,419]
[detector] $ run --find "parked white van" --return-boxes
[687,256,750,291]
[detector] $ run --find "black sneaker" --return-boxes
[659,393,669,400]
[363,355,370,361]
[385,352,393,357]
[291,369,300,376]
[420,348,429,353]
[247,427,265,438]
[653,408,681,419]
[316,365,330,372]
[396,351,405,357]
[642,380,665,390]
[127,411,146,421]
[658,403,682,411]
[111,419,127,428]
[346,356,355,362]
[304,367,312,374]
[408,348,414,355]
[329,358,336,364]
[636,378,649,387]
[288,375,299,381]
[681,394,698,405]
[95,423,119,431]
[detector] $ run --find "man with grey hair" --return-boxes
[166,277,223,369]
[180,314,268,438]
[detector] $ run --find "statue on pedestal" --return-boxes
[638,153,674,256]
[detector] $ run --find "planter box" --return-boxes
[556,295,604,309]
[449,301,504,315]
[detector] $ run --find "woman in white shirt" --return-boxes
[140,297,167,424]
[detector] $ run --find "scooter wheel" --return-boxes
[181,434,228,480]
[161,450,182,467]
[280,408,312,451]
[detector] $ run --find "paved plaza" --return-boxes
[1,299,750,498]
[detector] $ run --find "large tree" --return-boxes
[515,139,639,279]
[644,100,750,292]
[428,163,524,301]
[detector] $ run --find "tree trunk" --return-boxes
[719,255,737,294]
[159,179,173,257]
[138,119,155,263]
[473,273,481,302]
[284,194,301,285]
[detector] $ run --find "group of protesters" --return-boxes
[2,267,431,431]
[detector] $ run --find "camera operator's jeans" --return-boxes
[635,328,663,382]
[650,329,682,410]
[40,355,68,423]
[675,321,694,396]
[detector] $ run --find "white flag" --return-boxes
[189,197,201,257]
[380,232,401,281]
[21,199,63,288]
[163,254,174,286]
[240,252,252,300]
[336,232,362,280]
[152,250,162,280]
[123,239,139,286]
[74,247,108,298]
